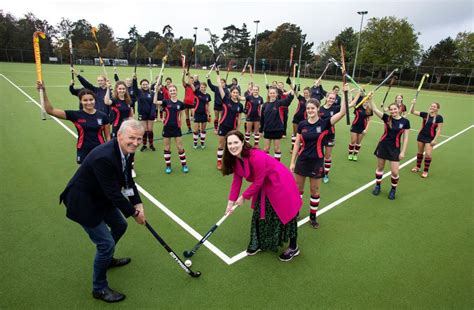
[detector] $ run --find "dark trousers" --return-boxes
[81,208,128,291]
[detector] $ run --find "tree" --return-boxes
[454,31,474,67]
[255,23,313,61]
[358,16,421,66]
[220,24,239,57]
[320,27,357,63]
[56,17,73,40]
[235,23,251,58]
[142,31,162,52]
[195,44,213,64]
[421,37,457,67]
[71,19,93,45]
[96,23,115,49]
[103,41,120,58]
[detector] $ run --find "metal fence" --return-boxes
[2,47,472,93]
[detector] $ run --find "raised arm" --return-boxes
[37,81,67,119]
[409,99,421,116]
[330,84,347,125]
[77,73,98,92]
[216,70,226,99]
[367,92,383,119]
[348,91,362,108]
[104,81,113,105]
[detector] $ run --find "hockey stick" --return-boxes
[183,205,238,258]
[286,45,295,85]
[414,73,430,100]
[91,27,108,78]
[381,75,397,108]
[355,68,399,108]
[339,43,350,125]
[145,222,201,278]
[186,33,197,75]
[33,31,47,120]
[68,37,74,80]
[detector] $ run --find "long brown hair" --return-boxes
[386,103,400,129]
[221,130,253,176]
[113,81,132,104]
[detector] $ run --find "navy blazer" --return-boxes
[60,139,141,227]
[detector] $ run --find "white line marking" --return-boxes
[372,120,451,138]
[1,73,233,265]
[228,123,473,264]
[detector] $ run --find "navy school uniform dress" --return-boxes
[194,90,212,123]
[110,99,132,137]
[350,105,372,134]
[294,118,332,179]
[374,114,410,162]
[207,79,230,112]
[260,94,294,140]
[218,97,244,137]
[318,104,340,146]
[133,79,156,121]
[292,95,308,125]
[77,75,110,116]
[416,112,443,143]
[65,110,109,164]
[161,99,186,137]
[245,95,264,122]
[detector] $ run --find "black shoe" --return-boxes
[246,248,262,256]
[149,145,156,151]
[140,145,147,152]
[279,246,300,262]
[388,188,396,200]
[372,184,381,196]
[310,217,320,229]
[92,287,125,303]
[108,257,131,269]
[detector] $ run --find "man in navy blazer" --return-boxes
[60,119,146,303]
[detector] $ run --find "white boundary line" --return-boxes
[371,120,451,138]
[1,73,233,265]
[228,123,474,264]
[3,73,473,266]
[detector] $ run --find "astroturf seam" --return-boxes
[228,123,474,264]
[1,73,234,265]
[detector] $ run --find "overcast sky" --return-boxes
[3,0,473,51]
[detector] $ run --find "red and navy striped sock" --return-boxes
[416,153,423,169]
[274,151,282,161]
[193,131,199,147]
[391,174,399,190]
[354,144,361,154]
[424,156,432,172]
[217,148,224,163]
[200,131,206,145]
[164,150,171,167]
[214,119,218,130]
[348,144,355,155]
[310,195,320,219]
[254,133,260,146]
[375,170,384,185]
[142,131,148,146]
[324,158,332,175]
[179,150,187,166]
[244,131,251,143]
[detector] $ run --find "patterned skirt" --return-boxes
[247,196,298,252]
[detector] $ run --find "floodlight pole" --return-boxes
[353,10,368,79]
[193,27,198,68]
[253,20,260,72]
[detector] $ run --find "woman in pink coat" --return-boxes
[222,130,302,262]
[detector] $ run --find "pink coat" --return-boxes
[228,149,302,224]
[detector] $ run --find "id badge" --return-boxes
[121,188,134,197]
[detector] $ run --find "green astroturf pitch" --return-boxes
[0,62,473,309]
